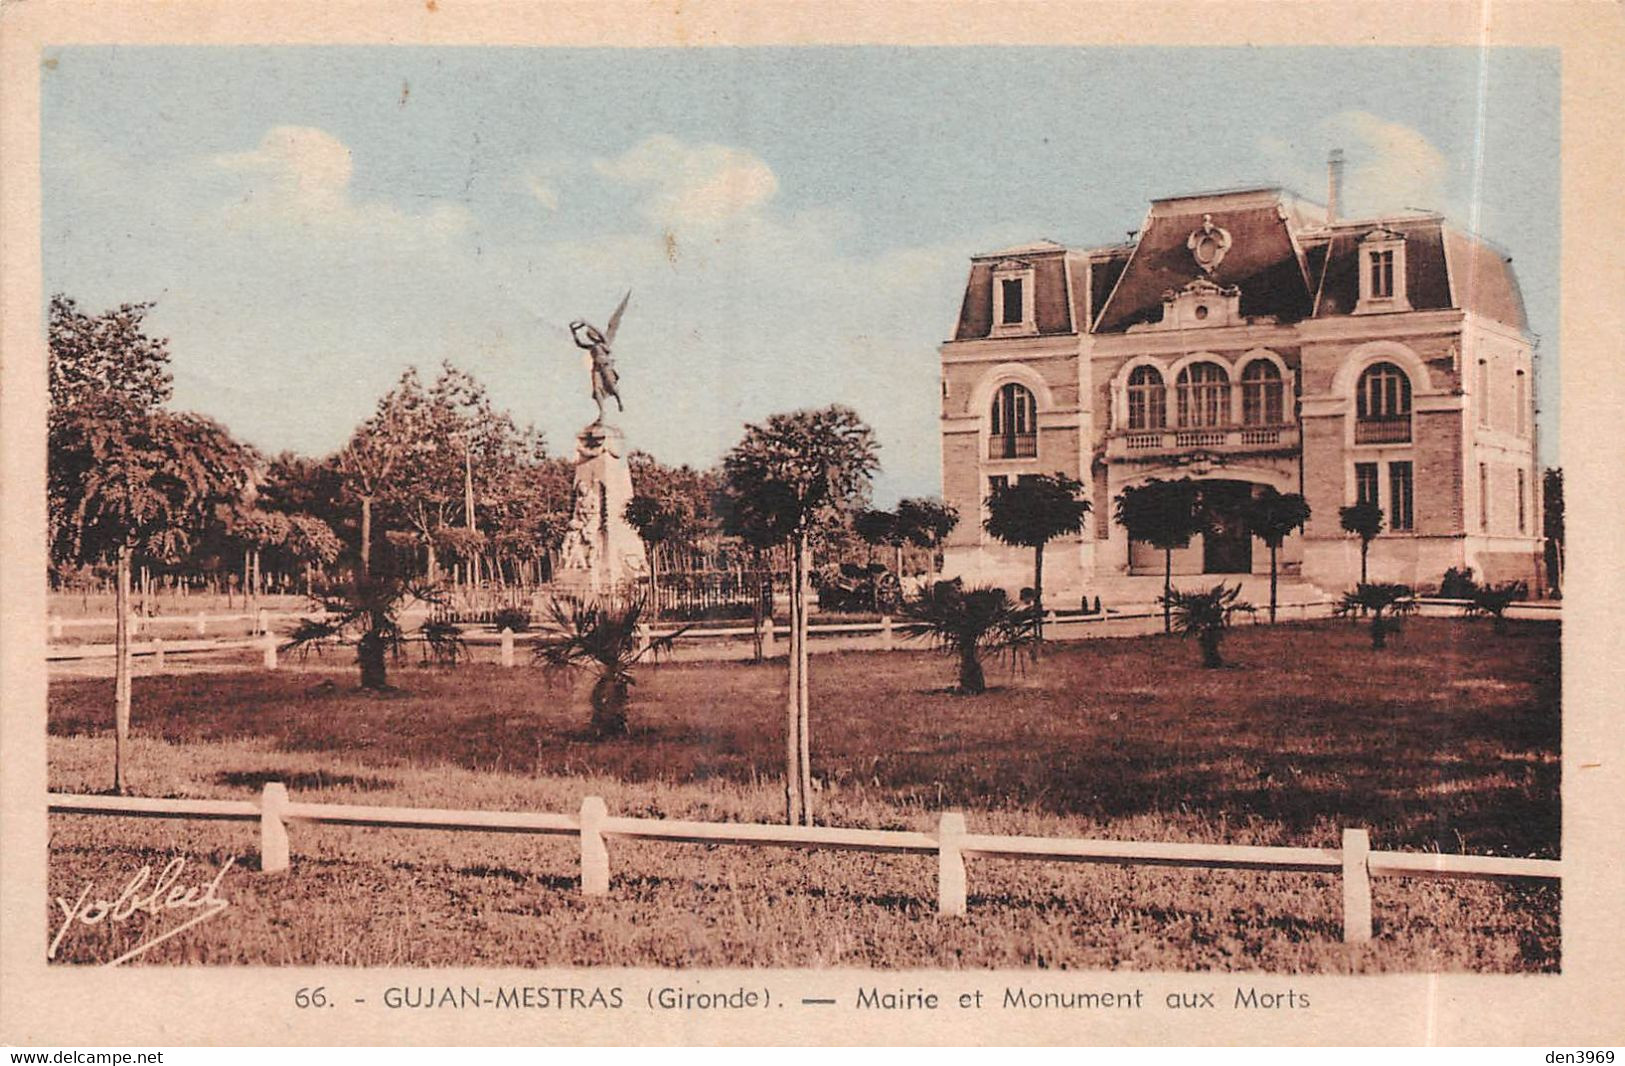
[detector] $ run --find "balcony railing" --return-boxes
[1107,423,1297,459]
[988,432,1038,459]
[1354,416,1412,444]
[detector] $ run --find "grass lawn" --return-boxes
[46,617,1560,971]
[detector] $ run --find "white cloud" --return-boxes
[212,125,471,243]
[215,126,354,214]
[594,134,778,226]
[1328,111,1447,216]
[1260,111,1449,218]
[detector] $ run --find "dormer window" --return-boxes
[1370,249,1395,297]
[1001,279,1023,325]
[1355,226,1410,313]
[990,259,1036,335]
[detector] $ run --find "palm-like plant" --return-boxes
[283,572,438,690]
[1463,580,1529,634]
[903,580,1036,694]
[532,597,689,737]
[1164,583,1254,668]
[419,617,469,666]
[1335,582,1417,649]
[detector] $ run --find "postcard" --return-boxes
[2,0,1621,1048]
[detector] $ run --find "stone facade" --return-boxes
[938,184,1542,602]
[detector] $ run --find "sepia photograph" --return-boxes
[2,0,1621,1049]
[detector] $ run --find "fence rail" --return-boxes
[48,785,1561,944]
[43,596,1557,670]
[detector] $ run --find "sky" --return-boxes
[41,46,1559,503]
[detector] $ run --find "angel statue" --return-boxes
[570,291,631,423]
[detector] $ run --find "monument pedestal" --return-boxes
[556,421,647,598]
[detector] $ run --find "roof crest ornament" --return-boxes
[1186,213,1233,274]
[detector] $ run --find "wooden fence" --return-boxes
[43,596,1558,671]
[48,785,1561,943]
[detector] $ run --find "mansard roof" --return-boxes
[949,186,1529,340]
[954,242,1077,339]
[1092,188,1316,332]
[1299,218,1527,330]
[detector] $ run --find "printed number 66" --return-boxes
[295,987,328,1009]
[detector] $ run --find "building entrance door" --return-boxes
[1202,480,1254,574]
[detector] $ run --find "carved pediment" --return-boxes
[1361,225,1407,244]
[1161,276,1240,302]
[992,259,1033,274]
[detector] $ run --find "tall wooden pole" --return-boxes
[784,539,803,825]
[796,534,813,825]
[114,543,132,794]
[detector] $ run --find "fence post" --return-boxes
[761,616,775,654]
[260,782,290,873]
[196,612,207,636]
[262,633,278,670]
[256,608,269,636]
[152,637,165,673]
[129,612,142,636]
[579,796,610,896]
[49,617,62,640]
[1341,827,1372,943]
[880,615,894,651]
[500,627,515,668]
[937,811,967,916]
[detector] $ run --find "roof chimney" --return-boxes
[1327,148,1346,224]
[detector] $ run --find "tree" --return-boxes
[1165,583,1254,668]
[983,474,1090,644]
[851,508,899,568]
[1335,582,1416,649]
[624,492,692,620]
[229,507,292,604]
[627,451,721,570]
[51,406,254,790]
[48,295,173,415]
[719,405,879,825]
[1240,488,1311,623]
[1543,468,1564,595]
[1338,501,1385,585]
[48,297,254,793]
[1113,478,1203,634]
[284,513,343,593]
[903,580,1035,694]
[895,496,959,585]
[532,597,686,737]
[338,373,427,576]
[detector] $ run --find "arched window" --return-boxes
[1126,365,1166,430]
[1176,362,1229,428]
[988,382,1037,458]
[1355,361,1412,443]
[1240,360,1284,426]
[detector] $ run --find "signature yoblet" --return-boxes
[49,856,234,966]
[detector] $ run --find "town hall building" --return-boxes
[938,157,1542,602]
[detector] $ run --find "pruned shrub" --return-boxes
[1439,566,1479,599]
[491,606,532,633]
